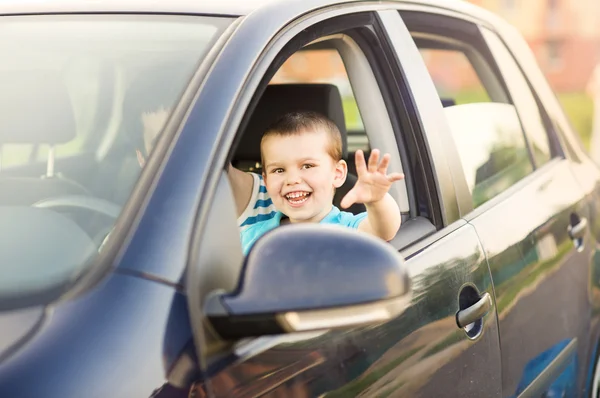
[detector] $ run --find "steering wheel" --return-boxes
[33,195,122,246]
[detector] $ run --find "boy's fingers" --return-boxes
[340,189,358,209]
[368,149,380,173]
[387,172,405,182]
[355,150,367,175]
[378,153,390,173]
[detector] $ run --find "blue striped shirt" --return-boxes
[237,173,277,230]
[240,206,368,255]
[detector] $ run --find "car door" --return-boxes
[478,27,593,398]
[185,5,503,398]
[403,8,593,397]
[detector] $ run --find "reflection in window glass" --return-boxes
[417,35,538,208]
[444,103,533,207]
[0,14,230,309]
[483,29,553,167]
[419,48,490,105]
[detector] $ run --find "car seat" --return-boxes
[0,70,90,205]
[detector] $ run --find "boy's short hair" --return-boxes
[261,111,343,163]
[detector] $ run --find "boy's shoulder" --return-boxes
[238,172,276,230]
[323,206,367,229]
[240,211,283,254]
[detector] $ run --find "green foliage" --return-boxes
[556,92,594,149]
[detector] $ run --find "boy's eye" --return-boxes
[302,164,315,170]
[271,168,284,174]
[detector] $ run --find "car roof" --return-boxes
[0,0,275,16]
[0,0,276,16]
[0,0,503,26]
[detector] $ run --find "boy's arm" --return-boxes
[227,163,255,217]
[341,150,403,241]
[358,193,401,241]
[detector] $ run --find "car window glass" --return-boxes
[482,28,554,167]
[1,144,34,167]
[414,32,533,208]
[35,59,108,162]
[0,14,231,309]
[1,60,113,168]
[419,48,491,104]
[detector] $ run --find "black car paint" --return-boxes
[0,273,192,397]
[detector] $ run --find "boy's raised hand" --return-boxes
[340,149,404,209]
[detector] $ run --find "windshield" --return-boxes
[0,14,231,309]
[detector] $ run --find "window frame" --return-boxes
[397,10,570,216]
[379,10,464,227]
[229,14,416,221]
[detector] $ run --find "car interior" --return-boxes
[0,70,92,206]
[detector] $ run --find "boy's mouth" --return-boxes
[285,191,311,206]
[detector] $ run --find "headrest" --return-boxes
[236,84,347,162]
[0,70,76,144]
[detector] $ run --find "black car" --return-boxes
[0,0,599,397]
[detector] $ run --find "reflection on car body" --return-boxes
[0,1,600,398]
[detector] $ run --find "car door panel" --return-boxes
[202,222,501,397]
[567,155,600,380]
[467,159,591,397]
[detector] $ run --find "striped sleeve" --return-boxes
[237,173,277,230]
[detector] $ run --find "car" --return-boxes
[0,0,599,397]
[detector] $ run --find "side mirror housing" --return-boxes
[205,224,411,339]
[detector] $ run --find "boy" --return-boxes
[240,111,403,255]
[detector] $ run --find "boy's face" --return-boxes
[262,129,347,223]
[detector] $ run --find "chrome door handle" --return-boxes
[456,292,492,329]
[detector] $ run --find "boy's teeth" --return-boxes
[286,192,308,199]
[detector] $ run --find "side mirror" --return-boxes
[205,224,411,340]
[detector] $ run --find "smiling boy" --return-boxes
[240,111,403,255]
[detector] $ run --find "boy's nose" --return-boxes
[285,170,302,185]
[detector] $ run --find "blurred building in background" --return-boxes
[470,0,600,92]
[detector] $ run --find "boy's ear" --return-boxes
[333,159,348,189]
